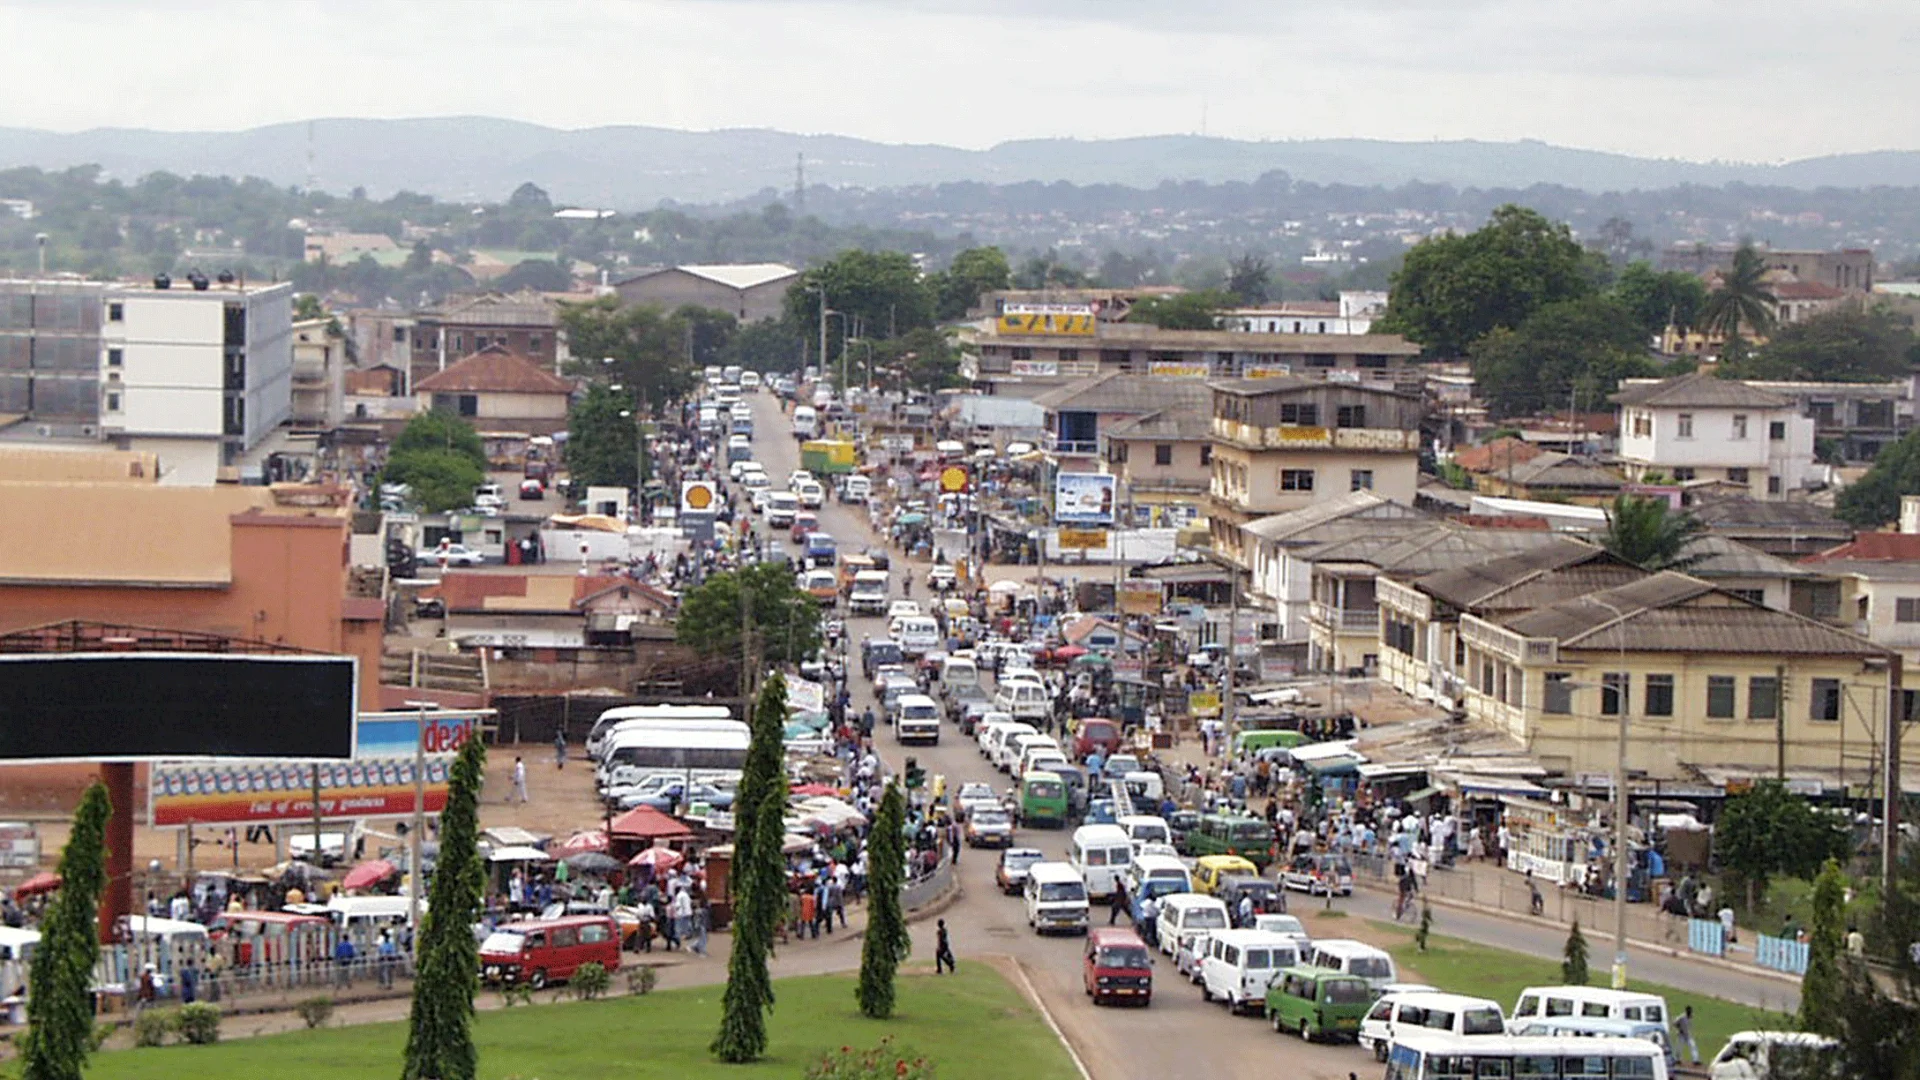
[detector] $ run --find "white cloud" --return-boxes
[0,0,1910,162]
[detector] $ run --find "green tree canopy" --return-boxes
[931,246,1011,320]
[869,327,962,395]
[385,410,488,512]
[784,249,934,353]
[560,296,702,409]
[1377,204,1604,357]
[712,674,790,1063]
[728,317,806,373]
[1226,253,1273,304]
[1130,289,1233,330]
[676,562,822,667]
[1469,294,1658,418]
[1715,780,1852,908]
[857,781,911,1019]
[1699,242,1777,349]
[403,734,487,1080]
[1836,427,1920,528]
[1722,305,1916,383]
[20,782,109,1080]
[1608,261,1706,340]
[1799,859,1849,1038]
[1598,494,1704,571]
[565,384,638,491]
[392,409,486,466]
[1012,249,1087,290]
[494,258,573,293]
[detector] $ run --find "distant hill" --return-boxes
[0,118,1914,208]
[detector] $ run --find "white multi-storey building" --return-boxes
[1612,371,1816,499]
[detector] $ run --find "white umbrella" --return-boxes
[989,579,1026,595]
[484,845,552,863]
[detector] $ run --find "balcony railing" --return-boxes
[1311,600,1380,634]
[1044,431,1100,456]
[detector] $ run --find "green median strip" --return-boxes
[83,966,1080,1080]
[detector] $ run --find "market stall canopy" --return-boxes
[563,851,623,875]
[547,513,627,534]
[14,871,59,897]
[608,805,695,842]
[988,579,1030,595]
[340,859,396,891]
[557,830,609,854]
[627,846,685,872]
[790,783,840,797]
[1447,774,1549,800]
[793,795,868,829]
[1289,740,1366,776]
[482,827,547,849]
[485,846,552,863]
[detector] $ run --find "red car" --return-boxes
[1072,718,1121,761]
[790,511,820,544]
[480,915,620,989]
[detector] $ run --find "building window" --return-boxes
[107,348,122,367]
[1727,468,1749,483]
[1768,475,1782,495]
[1748,676,1780,720]
[1770,420,1786,440]
[1631,411,1651,438]
[529,334,543,352]
[1672,467,1696,481]
[1898,598,1920,623]
[1154,444,1173,466]
[1732,414,1748,439]
[107,302,123,322]
[1543,672,1573,715]
[1726,588,1764,605]
[1335,404,1367,428]
[1677,413,1694,438]
[105,391,120,412]
[1350,469,1374,491]
[393,327,406,342]
[1810,678,1842,722]
[1280,469,1315,492]
[1707,676,1736,718]
[1278,403,1319,426]
[1645,674,1675,717]
[1601,672,1629,716]
[1010,347,1033,361]
[1199,445,1212,466]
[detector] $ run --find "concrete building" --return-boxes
[1206,377,1424,562]
[1238,491,1433,645]
[1744,379,1913,464]
[410,291,561,389]
[1613,371,1816,499]
[289,316,347,431]
[1104,407,1213,528]
[1031,373,1212,475]
[1660,244,1875,293]
[962,320,1422,391]
[412,345,574,433]
[1802,533,1920,671]
[1222,292,1388,335]
[612,263,798,324]
[0,275,293,485]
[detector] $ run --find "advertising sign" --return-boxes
[1245,364,1293,378]
[1147,361,1210,377]
[1117,582,1163,616]
[149,711,483,828]
[681,480,717,514]
[1009,359,1059,377]
[1053,472,1117,526]
[996,303,1095,336]
[938,465,970,494]
[0,822,38,869]
[1057,527,1109,550]
[1189,690,1222,718]
[788,678,827,714]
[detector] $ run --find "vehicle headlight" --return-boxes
[1097,977,1111,985]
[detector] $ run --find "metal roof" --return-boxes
[1683,534,1824,580]
[1239,491,1427,543]
[1416,538,1616,609]
[1104,407,1213,441]
[1030,373,1213,415]
[1499,571,1887,656]
[622,263,798,291]
[1611,371,1793,409]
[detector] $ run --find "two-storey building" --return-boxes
[1103,407,1213,528]
[1613,371,1816,498]
[1206,377,1423,560]
[1032,373,1211,476]
[1803,533,1920,671]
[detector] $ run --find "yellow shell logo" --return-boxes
[939,466,968,493]
[684,483,714,510]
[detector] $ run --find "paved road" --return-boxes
[738,392,1376,1080]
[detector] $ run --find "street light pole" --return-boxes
[403,699,434,963]
[1580,594,1633,990]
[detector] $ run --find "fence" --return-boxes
[92,923,415,1010]
[1755,933,1810,976]
[901,851,957,912]
[1687,917,1726,957]
[1355,857,1687,946]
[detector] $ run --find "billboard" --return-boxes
[1054,472,1117,527]
[0,654,357,763]
[149,711,482,828]
[1009,359,1059,377]
[1057,527,1109,550]
[997,303,1095,336]
[1118,582,1164,616]
[681,480,718,514]
[1147,361,1210,377]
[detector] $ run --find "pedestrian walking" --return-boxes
[333,935,356,988]
[692,896,710,956]
[554,729,568,769]
[1140,895,1160,950]
[671,888,694,949]
[1674,1005,1700,1065]
[1110,879,1128,926]
[178,959,199,1005]
[377,929,398,988]
[512,756,529,803]
[934,918,956,974]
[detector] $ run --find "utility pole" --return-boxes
[817,287,828,384]
[1223,565,1240,744]
[1884,654,1904,890]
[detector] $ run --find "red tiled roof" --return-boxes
[608,805,694,841]
[1453,437,1543,474]
[1772,281,1845,301]
[431,572,645,613]
[431,572,529,613]
[1802,532,1920,563]
[413,345,573,395]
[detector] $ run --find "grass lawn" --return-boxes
[1367,920,1791,1060]
[82,966,1077,1080]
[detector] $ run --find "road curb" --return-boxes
[1004,954,1094,1080]
[906,875,965,924]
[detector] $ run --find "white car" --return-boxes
[739,371,762,391]
[749,486,774,512]
[927,564,956,591]
[887,600,923,622]
[729,459,764,482]
[419,543,485,566]
[796,481,825,509]
[474,492,505,510]
[788,469,816,490]
[740,471,771,497]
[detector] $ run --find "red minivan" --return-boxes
[1083,926,1153,1006]
[480,915,620,989]
[1072,719,1121,761]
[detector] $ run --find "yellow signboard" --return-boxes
[1147,361,1211,377]
[1057,527,1108,550]
[1275,425,1331,443]
[939,465,970,493]
[997,303,1096,337]
[1117,583,1163,616]
[1190,691,1222,717]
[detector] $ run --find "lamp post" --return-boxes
[1574,593,1634,991]
[402,699,436,964]
[847,338,876,394]
[823,311,849,392]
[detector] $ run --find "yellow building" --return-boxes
[1455,571,1898,788]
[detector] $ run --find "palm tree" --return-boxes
[1600,494,1704,571]
[1699,243,1777,356]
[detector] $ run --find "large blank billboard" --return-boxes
[0,653,358,762]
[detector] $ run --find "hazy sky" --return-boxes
[2,0,1914,162]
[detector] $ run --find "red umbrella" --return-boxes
[627,847,685,872]
[1053,644,1089,660]
[557,830,609,854]
[14,871,60,897]
[608,806,694,842]
[790,783,839,797]
[340,859,396,892]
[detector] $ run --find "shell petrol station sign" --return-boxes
[681,480,718,514]
[938,465,970,494]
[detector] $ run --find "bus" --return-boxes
[1184,813,1277,868]
[597,726,750,789]
[585,704,735,760]
[1384,1031,1669,1080]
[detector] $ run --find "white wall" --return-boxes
[127,436,220,486]
[1618,404,1816,494]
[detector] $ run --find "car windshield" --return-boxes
[1461,1007,1507,1035]
[1348,957,1393,978]
[973,811,1010,827]
[1003,852,1041,871]
[1324,978,1372,1004]
[1038,881,1085,902]
[1186,909,1228,930]
[1026,780,1063,799]
[1139,878,1186,899]
[1260,916,1306,936]
[1229,820,1270,842]
[1098,946,1151,970]
[480,931,526,955]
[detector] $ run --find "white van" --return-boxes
[1001,732,1056,774]
[1117,814,1172,851]
[1155,893,1229,956]
[1308,939,1399,990]
[848,571,891,615]
[1509,986,1669,1030]
[1015,737,1064,778]
[939,657,981,697]
[1126,852,1193,899]
[766,492,799,527]
[1070,824,1135,900]
[1200,928,1305,1014]
[791,405,819,439]
[1361,991,1508,1060]
[326,895,423,945]
[894,693,942,745]
[1709,1031,1840,1079]
[981,720,1035,762]
[1024,861,1090,935]
[895,617,941,657]
[840,474,871,504]
[993,680,1050,723]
